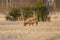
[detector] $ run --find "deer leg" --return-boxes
[36,21,38,26]
[24,22,27,26]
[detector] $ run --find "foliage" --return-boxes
[9,8,21,18]
[35,0,49,21]
[6,8,21,21]
[5,15,11,20]
[40,6,49,21]
[23,3,33,20]
[5,0,50,22]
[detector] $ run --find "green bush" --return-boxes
[6,8,21,21]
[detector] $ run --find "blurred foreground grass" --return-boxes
[0,22,60,40]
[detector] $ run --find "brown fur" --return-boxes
[24,18,38,26]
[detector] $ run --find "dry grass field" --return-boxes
[0,21,60,40]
